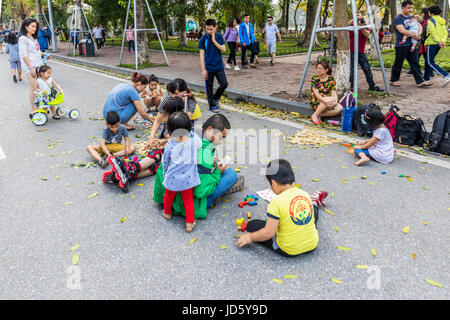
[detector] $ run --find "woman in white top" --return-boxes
[19,19,45,114]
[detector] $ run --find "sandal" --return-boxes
[98,158,108,169]
[390,82,401,86]
[185,221,197,233]
[52,115,61,120]
[163,211,172,220]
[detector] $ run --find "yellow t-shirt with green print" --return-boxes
[267,187,319,255]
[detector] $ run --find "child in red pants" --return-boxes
[161,112,202,232]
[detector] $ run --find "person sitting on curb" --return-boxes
[153,114,244,219]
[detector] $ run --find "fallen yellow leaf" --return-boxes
[336,246,351,251]
[424,279,443,288]
[87,192,98,199]
[189,238,197,245]
[219,245,227,250]
[121,217,127,223]
[332,278,342,284]
[69,244,80,251]
[356,265,369,269]
[272,278,284,284]
[72,254,79,265]
[371,248,377,256]
[402,226,410,234]
[324,208,336,216]
[283,275,298,279]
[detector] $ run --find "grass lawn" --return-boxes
[104,37,328,57]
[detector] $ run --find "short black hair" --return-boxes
[174,78,188,92]
[167,112,192,136]
[267,16,273,20]
[243,14,250,18]
[148,74,159,83]
[401,1,414,8]
[7,32,18,44]
[106,111,120,125]
[20,19,39,39]
[428,5,442,15]
[202,114,231,133]
[163,97,184,115]
[166,81,180,94]
[364,107,385,129]
[206,19,216,27]
[266,159,295,185]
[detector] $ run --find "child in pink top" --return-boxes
[126,25,135,55]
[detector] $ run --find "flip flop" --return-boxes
[390,82,401,86]
[185,221,197,233]
[311,117,322,125]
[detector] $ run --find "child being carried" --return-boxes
[400,15,421,52]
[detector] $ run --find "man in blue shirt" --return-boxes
[198,18,228,113]
[37,27,52,52]
[390,0,431,88]
[239,14,256,68]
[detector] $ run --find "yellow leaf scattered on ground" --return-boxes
[272,278,284,284]
[402,226,410,234]
[336,246,351,251]
[72,254,79,265]
[331,278,342,284]
[424,279,443,288]
[120,217,127,223]
[356,265,369,269]
[64,202,73,205]
[136,183,144,186]
[70,244,80,251]
[371,248,377,256]
[324,208,336,216]
[189,238,197,245]
[87,192,98,199]
[312,179,320,182]
[284,275,298,279]
[219,245,227,250]
[412,253,417,260]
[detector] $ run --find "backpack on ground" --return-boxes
[384,105,402,140]
[394,113,428,146]
[340,91,356,133]
[353,103,381,138]
[427,110,450,155]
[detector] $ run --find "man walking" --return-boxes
[93,25,103,49]
[264,16,282,66]
[239,14,256,68]
[390,0,431,88]
[348,13,383,91]
[198,18,228,113]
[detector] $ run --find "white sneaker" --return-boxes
[225,64,231,69]
[234,65,240,71]
[444,77,450,86]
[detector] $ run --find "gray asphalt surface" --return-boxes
[0,54,449,300]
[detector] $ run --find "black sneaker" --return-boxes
[13,75,17,83]
[270,60,274,66]
[368,86,384,92]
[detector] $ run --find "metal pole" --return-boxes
[330,0,336,67]
[351,0,359,103]
[365,0,390,94]
[296,0,324,98]
[73,7,77,56]
[68,8,75,55]
[47,0,57,52]
[145,0,169,65]
[134,0,138,70]
[119,0,131,66]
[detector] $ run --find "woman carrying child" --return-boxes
[102,72,153,130]
[161,112,203,232]
[34,65,64,120]
[18,19,45,115]
[352,107,394,166]
[236,159,327,257]
[309,60,343,125]
[5,32,22,83]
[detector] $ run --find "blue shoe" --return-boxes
[210,105,220,113]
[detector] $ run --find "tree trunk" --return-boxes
[298,0,319,47]
[368,0,381,60]
[321,0,330,27]
[389,0,397,27]
[178,15,187,47]
[335,0,350,95]
[136,0,150,65]
[281,0,286,30]
[35,0,43,24]
[382,5,389,26]
[285,0,290,31]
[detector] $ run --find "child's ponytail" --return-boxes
[131,72,149,85]
[36,65,51,78]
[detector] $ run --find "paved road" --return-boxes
[0,55,449,299]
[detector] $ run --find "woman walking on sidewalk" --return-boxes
[224,19,240,71]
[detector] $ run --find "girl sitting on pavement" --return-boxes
[236,159,327,257]
[34,65,64,120]
[310,60,343,125]
[142,74,163,112]
[352,107,394,166]
[162,112,203,233]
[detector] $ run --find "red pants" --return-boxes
[164,188,195,223]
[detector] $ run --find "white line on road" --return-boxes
[0,146,5,160]
[52,59,450,169]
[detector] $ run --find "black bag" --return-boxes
[353,103,381,138]
[427,110,450,155]
[394,114,428,146]
[250,41,260,55]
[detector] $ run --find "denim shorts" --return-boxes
[267,41,276,54]
[10,61,21,70]
[354,148,372,158]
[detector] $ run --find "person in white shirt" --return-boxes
[264,16,282,66]
[18,19,45,114]
[93,25,103,49]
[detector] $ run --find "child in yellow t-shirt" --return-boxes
[236,159,327,257]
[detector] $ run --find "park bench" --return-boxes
[187,32,202,41]
[380,34,394,50]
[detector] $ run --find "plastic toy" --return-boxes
[238,201,249,208]
[31,91,80,126]
[248,201,257,206]
[247,212,252,220]
[237,221,247,232]
[235,218,244,226]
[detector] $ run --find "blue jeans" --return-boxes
[424,45,449,81]
[207,168,238,208]
[103,103,137,124]
[354,148,372,158]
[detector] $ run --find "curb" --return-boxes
[52,54,313,116]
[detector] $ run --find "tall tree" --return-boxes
[35,0,42,24]
[135,0,150,65]
[334,0,350,94]
[388,0,396,27]
[298,0,319,47]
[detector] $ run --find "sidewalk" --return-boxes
[55,42,449,125]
